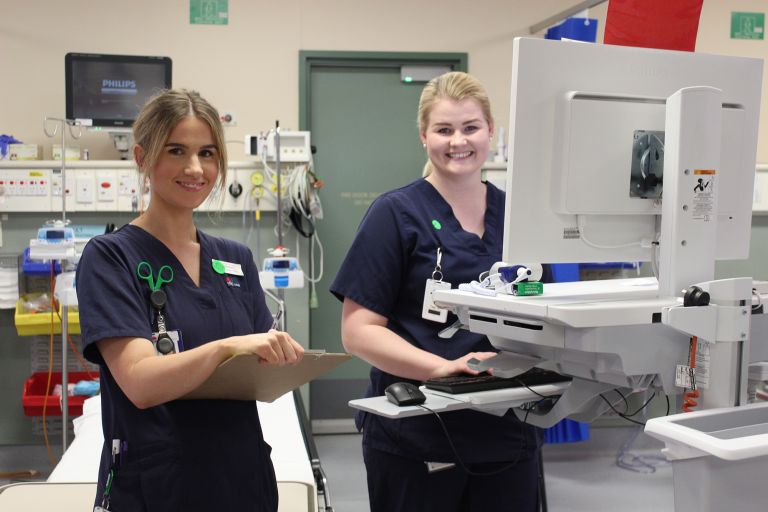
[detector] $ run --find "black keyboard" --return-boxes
[425,367,571,394]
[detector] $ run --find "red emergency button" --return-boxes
[101,182,111,188]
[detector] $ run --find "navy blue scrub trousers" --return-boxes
[363,445,540,512]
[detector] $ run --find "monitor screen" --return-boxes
[503,38,762,265]
[65,53,172,128]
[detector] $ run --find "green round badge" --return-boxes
[431,219,442,230]
[212,259,226,274]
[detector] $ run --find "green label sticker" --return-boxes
[432,219,442,230]
[212,259,226,274]
[731,12,764,40]
[190,0,228,25]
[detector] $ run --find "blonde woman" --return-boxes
[76,89,303,511]
[331,72,543,511]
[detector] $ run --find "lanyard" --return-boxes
[432,247,444,282]
[136,261,175,355]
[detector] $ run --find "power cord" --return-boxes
[615,396,671,474]
[416,372,568,477]
[598,388,667,427]
[418,404,529,477]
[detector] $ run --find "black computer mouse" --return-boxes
[385,382,426,406]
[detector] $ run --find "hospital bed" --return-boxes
[0,391,327,512]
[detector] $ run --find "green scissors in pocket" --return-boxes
[136,261,174,292]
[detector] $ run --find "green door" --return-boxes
[302,53,466,428]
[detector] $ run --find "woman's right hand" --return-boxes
[228,330,304,366]
[428,351,498,380]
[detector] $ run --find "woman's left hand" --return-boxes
[428,351,498,379]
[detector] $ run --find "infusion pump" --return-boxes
[0,160,279,213]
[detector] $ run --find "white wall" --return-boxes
[2,1,764,161]
[1,0,579,160]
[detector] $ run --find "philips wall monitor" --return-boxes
[65,53,172,128]
[503,38,762,265]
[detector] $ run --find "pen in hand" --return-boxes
[270,309,283,331]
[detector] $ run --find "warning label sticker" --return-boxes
[692,169,716,222]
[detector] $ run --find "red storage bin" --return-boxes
[22,371,98,417]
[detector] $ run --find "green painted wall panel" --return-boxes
[308,66,427,380]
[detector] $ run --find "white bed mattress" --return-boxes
[46,393,317,512]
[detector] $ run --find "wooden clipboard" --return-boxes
[183,350,351,403]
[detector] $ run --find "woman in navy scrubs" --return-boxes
[331,72,542,511]
[76,89,304,511]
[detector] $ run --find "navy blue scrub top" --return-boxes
[76,225,277,511]
[331,178,543,464]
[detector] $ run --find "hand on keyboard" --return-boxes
[429,352,498,380]
[425,368,571,394]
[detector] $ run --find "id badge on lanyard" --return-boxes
[422,247,451,323]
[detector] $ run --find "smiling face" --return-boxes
[420,98,493,181]
[138,116,219,213]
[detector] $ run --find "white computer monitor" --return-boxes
[503,38,763,265]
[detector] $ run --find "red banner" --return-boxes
[604,0,704,51]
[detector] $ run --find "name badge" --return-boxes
[422,279,451,323]
[212,259,244,276]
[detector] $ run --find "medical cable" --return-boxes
[612,388,631,412]
[753,287,763,312]
[519,394,565,426]
[613,388,659,418]
[650,231,661,279]
[243,186,262,268]
[458,274,500,296]
[286,161,325,288]
[418,404,528,477]
[273,161,325,298]
[616,403,670,474]
[54,307,97,380]
[309,228,325,308]
[50,273,97,378]
[682,337,700,412]
[292,226,324,308]
[43,268,98,470]
[598,396,645,426]
[615,388,670,473]
[42,263,56,465]
[597,389,658,427]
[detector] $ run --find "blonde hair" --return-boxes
[417,72,493,177]
[132,88,227,201]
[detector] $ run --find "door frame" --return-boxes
[299,51,468,131]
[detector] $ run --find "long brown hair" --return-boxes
[133,89,227,202]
